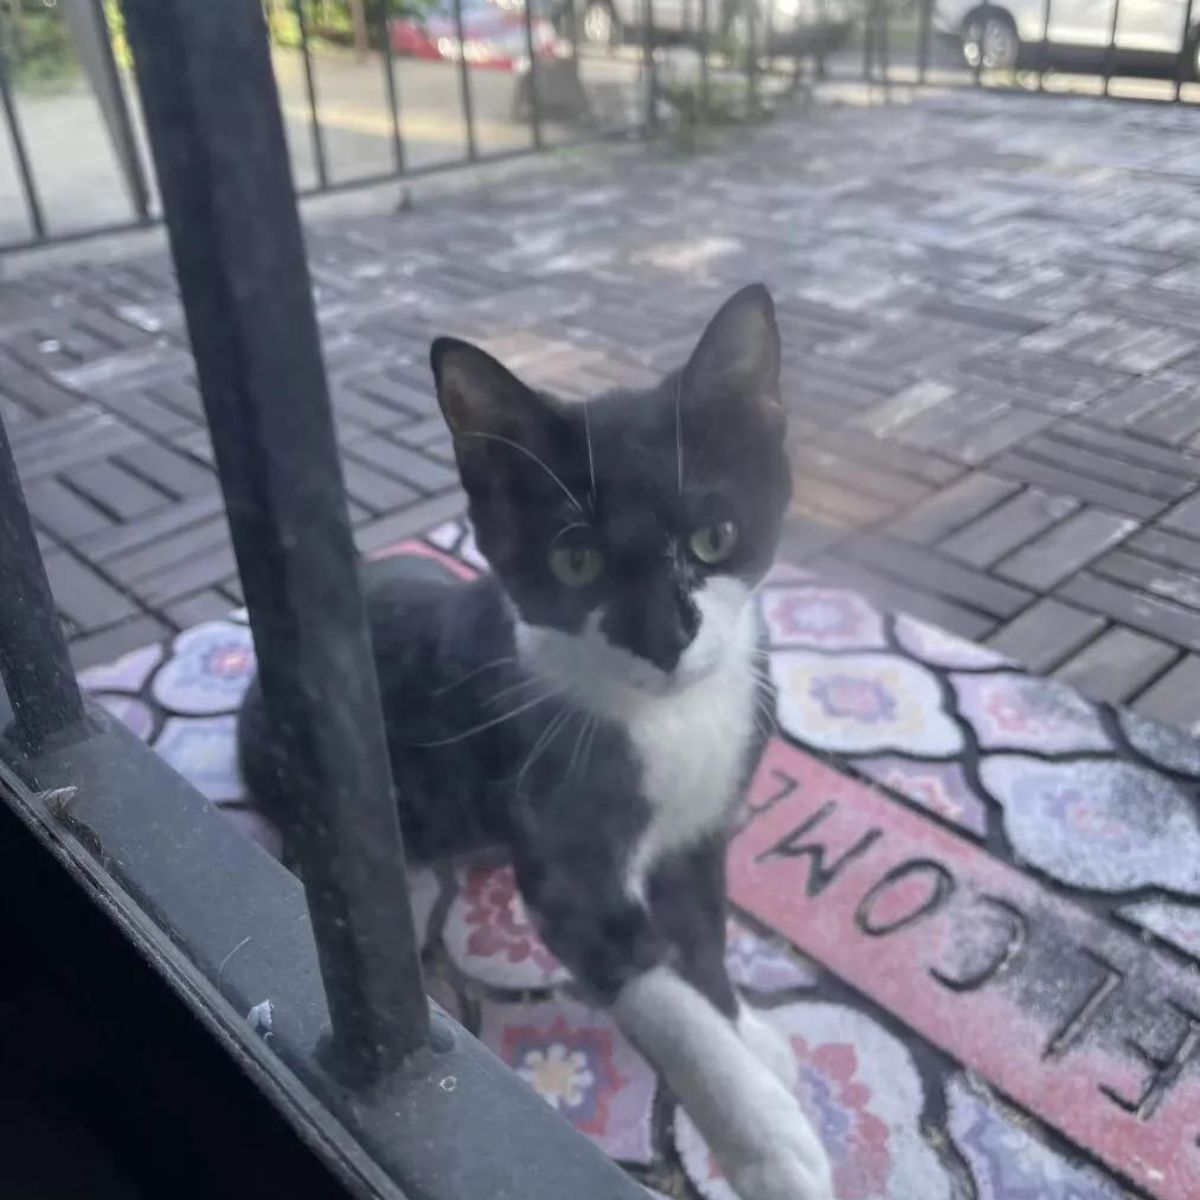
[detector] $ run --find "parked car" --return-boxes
[390,0,558,69]
[575,0,854,56]
[933,0,1200,75]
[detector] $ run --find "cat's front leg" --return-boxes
[615,966,833,1200]
[514,846,832,1200]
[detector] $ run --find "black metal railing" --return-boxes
[0,0,651,1192]
[0,0,1194,254]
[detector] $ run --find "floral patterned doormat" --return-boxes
[80,520,1200,1200]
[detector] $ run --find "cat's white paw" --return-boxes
[725,1091,834,1200]
[737,1006,798,1089]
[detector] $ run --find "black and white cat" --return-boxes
[238,284,834,1200]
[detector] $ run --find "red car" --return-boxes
[390,0,557,69]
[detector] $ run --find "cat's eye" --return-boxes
[689,521,739,565]
[549,544,604,587]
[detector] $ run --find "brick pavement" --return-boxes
[6,87,1200,728]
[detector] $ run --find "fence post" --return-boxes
[374,0,406,172]
[452,0,479,158]
[120,0,430,1085]
[291,0,329,187]
[0,45,46,240]
[1176,0,1196,100]
[642,0,658,131]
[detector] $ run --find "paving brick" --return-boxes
[353,490,467,555]
[162,589,236,629]
[1045,421,1200,479]
[115,441,215,498]
[340,458,420,514]
[93,385,199,438]
[1058,572,1200,652]
[986,597,1107,673]
[792,477,899,528]
[21,478,112,541]
[805,553,996,641]
[995,508,1137,589]
[939,488,1078,568]
[1159,492,1200,537]
[1053,627,1179,705]
[806,426,963,487]
[68,614,171,672]
[836,533,1033,618]
[12,409,144,481]
[990,452,1167,519]
[342,439,460,495]
[137,543,239,607]
[77,492,227,563]
[887,472,1018,543]
[789,441,929,509]
[1128,526,1200,574]
[1131,654,1200,731]
[69,460,170,521]
[105,515,230,587]
[43,551,138,632]
[1022,433,1196,501]
[1093,549,1200,609]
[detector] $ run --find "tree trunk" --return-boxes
[349,0,369,60]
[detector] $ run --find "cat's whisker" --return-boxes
[517,707,573,795]
[458,431,583,512]
[565,713,596,783]
[431,655,518,697]
[483,674,545,706]
[582,398,597,509]
[407,690,556,748]
[673,370,684,495]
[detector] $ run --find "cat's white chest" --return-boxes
[624,658,757,893]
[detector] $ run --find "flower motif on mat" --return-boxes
[761,586,885,651]
[953,673,1108,754]
[152,621,257,716]
[725,918,820,993]
[981,755,1200,895]
[154,715,242,803]
[480,998,656,1163]
[771,651,962,757]
[947,1074,1127,1200]
[444,863,570,988]
[675,1003,951,1200]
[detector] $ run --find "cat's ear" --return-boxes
[682,284,783,433]
[430,337,562,498]
[431,336,543,442]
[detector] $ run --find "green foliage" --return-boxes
[1,3,77,87]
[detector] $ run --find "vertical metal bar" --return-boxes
[699,0,710,109]
[745,0,759,108]
[917,0,931,82]
[642,0,657,132]
[1103,0,1120,94]
[522,0,544,148]
[0,416,86,757]
[1175,0,1196,99]
[878,0,890,89]
[1038,0,1053,89]
[451,0,478,159]
[291,0,329,187]
[374,0,405,172]
[120,0,429,1085]
[862,0,875,79]
[67,0,153,222]
[973,7,983,85]
[0,47,46,240]
[565,0,581,63]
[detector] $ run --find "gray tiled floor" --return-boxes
[6,86,1200,729]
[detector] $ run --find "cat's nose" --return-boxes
[602,582,699,674]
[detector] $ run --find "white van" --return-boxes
[933,0,1200,74]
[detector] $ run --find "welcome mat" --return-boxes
[79,518,1200,1199]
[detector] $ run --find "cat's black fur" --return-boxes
[237,284,791,1012]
